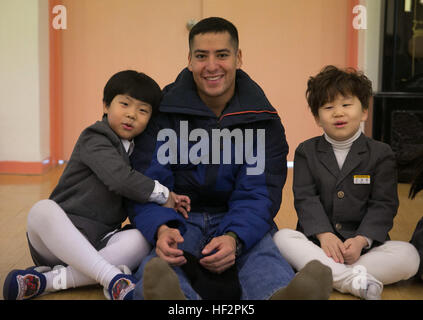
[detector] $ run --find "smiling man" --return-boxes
[129,17,333,300]
[187,27,241,116]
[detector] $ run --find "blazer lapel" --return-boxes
[316,136,340,178]
[337,134,368,186]
[102,117,131,165]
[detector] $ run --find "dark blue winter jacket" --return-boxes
[129,68,288,252]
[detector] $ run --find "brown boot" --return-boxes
[270,260,333,300]
[143,257,186,300]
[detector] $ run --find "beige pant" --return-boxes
[273,229,420,297]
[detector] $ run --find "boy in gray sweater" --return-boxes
[4,70,190,300]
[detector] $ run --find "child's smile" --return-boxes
[315,95,368,141]
[334,120,347,128]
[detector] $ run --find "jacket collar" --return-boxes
[317,133,368,183]
[100,115,130,163]
[160,68,280,126]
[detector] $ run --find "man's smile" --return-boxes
[203,74,224,83]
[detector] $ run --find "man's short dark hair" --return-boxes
[103,70,162,115]
[306,65,373,117]
[189,17,239,51]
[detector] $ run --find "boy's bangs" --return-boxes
[323,81,353,105]
[103,70,162,113]
[125,83,159,108]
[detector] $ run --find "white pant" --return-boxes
[273,229,420,296]
[26,199,151,290]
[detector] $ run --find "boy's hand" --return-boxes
[173,192,191,219]
[162,192,191,219]
[316,232,347,264]
[343,236,368,265]
[162,193,175,209]
[155,225,186,266]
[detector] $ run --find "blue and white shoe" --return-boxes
[3,266,51,300]
[104,265,137,300]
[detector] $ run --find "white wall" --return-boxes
[0,0,50,162]
[358,0,384,92]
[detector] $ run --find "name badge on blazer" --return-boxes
[354,175,371,184]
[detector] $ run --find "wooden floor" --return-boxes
[0,165,422,300]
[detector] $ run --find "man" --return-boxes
[129,17,332,300]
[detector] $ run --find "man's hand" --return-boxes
[316,232,347,264]
[155,225,186,266]
[343,235,367,265]
[199,235,236,274]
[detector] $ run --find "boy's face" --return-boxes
[314,94,368,141]
[188,31,242,107]
[103,94,152,140]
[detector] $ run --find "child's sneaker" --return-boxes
[3,266,51,300]
[104,265,137,300]
[359,280,383,300]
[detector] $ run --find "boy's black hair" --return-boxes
[189,17,239,51]
[103,70,162,115]
[306,65,373,117]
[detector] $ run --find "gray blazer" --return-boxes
[293,133,398,246]
[50,117,155,247]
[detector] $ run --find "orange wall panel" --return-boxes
[60,0,202,160]
[204,0,351,158]
[58,0,355,161]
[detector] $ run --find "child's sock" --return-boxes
[270,260,333,300]
[143,257,186,300]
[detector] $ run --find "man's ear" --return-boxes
[236,49,243,69]
[187,51,193,71]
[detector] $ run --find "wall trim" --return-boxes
[0,158,53,175]
[49,0,63,165]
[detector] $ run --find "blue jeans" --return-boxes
[133,212,295,300]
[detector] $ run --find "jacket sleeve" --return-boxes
[355,144,398,243]
[293,143,335,237]
[127,131,186,245]
[78,127,155,204]
[216,120,288,251]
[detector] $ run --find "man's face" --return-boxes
[188,31,242,107]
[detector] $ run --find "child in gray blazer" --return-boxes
[273,65,420,299]
[3,70,190,301]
